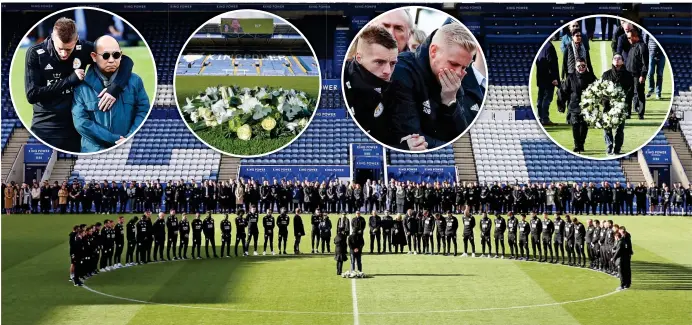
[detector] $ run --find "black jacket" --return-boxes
[558,71,597,115]
[536,42,560,88]
[601,66,634,112]
[562,42,593,79]
[343,59,396,145]
[389,30,477,149]
[625,41,649,79]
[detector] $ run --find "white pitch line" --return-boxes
[352,278,360,325]
[601,41,608,76]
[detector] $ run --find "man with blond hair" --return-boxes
[389,23,479,150]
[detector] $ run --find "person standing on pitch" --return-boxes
[99,220,113,271]
[444,211,458,256]
[166,209,179,261]
[574,217,586,267]
[203,212,218,258]
[368,210,381,254]
[461,206,476,257]
[479,212,492,258]
[348,229,365,274]
[220,214,232,257]
[352,211,367,240]
[293,209,305,254]
[334,230,348,275]
[529,212,542,261]
[494,213,506,258]
[178,213,190,259]
[540,213,554,263]
[136,214,150,264]
[191,213,203,259]
[518,214,530,260]
[613,226,633,290]
[553,214,566,264]
[381,211,394,253]
[126,216,138,265]
[277,208,290,255]
[392,214,406,253]
[319,213,332,254]
[435,213,447,255]
[422,210,435,254]
[114,216,125,267]
[153,212,166,262]
[262,209,276,255]
[403,209,418,254]
[235,210,248,256]
[565,215,576,265]
[506,212,518,259]
[246,206,260,255]
[311,208,323,254]
[586,219,597,269]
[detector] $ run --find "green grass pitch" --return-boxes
[174,75,320,156]
[2,213,691,325]
[10,46,158,128]
[530,40,674,158]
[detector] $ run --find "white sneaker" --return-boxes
[413,251,417,255]
[263,251,266,256]
[407,251,412,255]
[472,253,476,258]
[253,251,258,256]
[271,251,276,256]
[100,268,106,272]
[487,255,492,259]
[461,253,468,257]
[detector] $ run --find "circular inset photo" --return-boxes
[174,10,321,158]
[341,6,487,153]
[530,15,674,159]
[9,7,157,155]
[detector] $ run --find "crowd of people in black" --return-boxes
[9,178,692,216]
[68,204,634,290]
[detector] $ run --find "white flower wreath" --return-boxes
[580,79,628,130]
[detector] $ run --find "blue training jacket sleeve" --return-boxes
[126,76,150,138]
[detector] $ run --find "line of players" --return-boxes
[69,206,632,287]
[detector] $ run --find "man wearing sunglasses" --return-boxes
[557,58,597,153]
[601,54,634,154]
[72,35,149,153]
[25,17,134,153]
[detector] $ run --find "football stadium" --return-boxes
[2,3,692,325]
[174,12,320,156]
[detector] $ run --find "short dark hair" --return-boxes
[358,25,397,51]
[53,17,78,43]
[571,30,582,37]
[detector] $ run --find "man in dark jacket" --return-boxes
[602,54,634,154]
[562,30,594,80]
[348,232,365,274]
[389,23,479,150]
[535,40,560,125]
[557,58,597,153]
[625,25,649,119]
[344,25,405,148]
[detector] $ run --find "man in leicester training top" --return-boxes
[24,17,134,152]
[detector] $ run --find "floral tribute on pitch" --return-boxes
[580,79,627,130]
[181,86,315,140]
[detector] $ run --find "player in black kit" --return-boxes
[191,213,203,259]
[203,212,218,258]
[235,210,248,256]
[247,206,260,255]
[220,214,233,257]
[178,213,190,259]
[277,208,290,255]
[166,209,179,260]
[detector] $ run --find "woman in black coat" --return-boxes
[558,58,597,153]
[392,214,407,253]
[334,232,348,275]
[293,210,305,254]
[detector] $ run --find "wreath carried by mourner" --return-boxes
[579,79,628,130]
[181,86,316,141]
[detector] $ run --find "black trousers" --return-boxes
[566,240,576,264]
[294,235,302,253]
[179,237,189,258]
[445,235,457,255]
[370,232,381,253]
[320,236,330,253]
[126,242,136,263]
[508,236,518,257]
[519,237,529,259]
[542,237,553,261]
[619,259,632,288]
[235,234,246,256]
[263,232,274,252]
[167,235,178,259]
[407,233,417,252]
[481,235,491,255]
[248,232,259,252]
[531,235,542,259]
[99,247,112,268]
[221,236,232,256]
[311,230,320,251]
[114,242,124,264]
[494,234,505,256]
[383,231,392,252]
[554,240,565,262]
[137,240,148,263]
[153,238,165,260]
[278,232,288,253]
[463,234,475,254]
[192,235,202,258]
[423,233,433,253]
[205,234,217,257]
[571,120,588,150]
[633,77,646,118]
[436,233,446,254]
[575,242,586,265]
